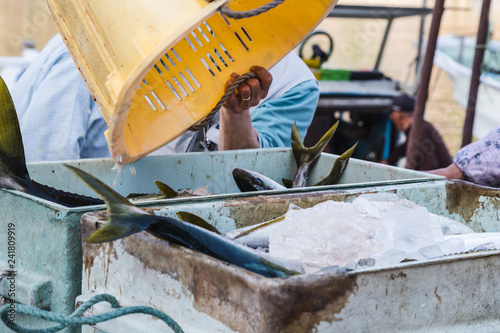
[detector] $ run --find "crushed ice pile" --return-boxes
[266,193,500,274]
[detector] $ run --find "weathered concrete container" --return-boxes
[80,179,500,332]
[0,148,438,332]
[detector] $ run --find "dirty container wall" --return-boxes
[80,180,500,332]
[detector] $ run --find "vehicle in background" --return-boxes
[301,5,432,162]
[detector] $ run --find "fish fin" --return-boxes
[154,180,178,198]
[234,215,286,239]
[309,121,339,157]
[282,178,294,188]
[400,258,418,263]
[292,121,339,188]
[232,203,302,240]
[176,211,221,234]
[290,122,306,166]
[85,219,146,243]
[0,76,30,188]
[65,164,151,242]
[314,142,358,186]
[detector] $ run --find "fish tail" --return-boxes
[292,121,338,167]
[290,122,306,166]
[291,121,339,187]
[309,120,339,157]
[65,164,150,242]
[315,141,358,186]
[0,76,31,190]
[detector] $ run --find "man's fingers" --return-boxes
[250,66,272,98]
[223,68,273,112]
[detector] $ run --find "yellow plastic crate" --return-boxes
[46,0,338,164]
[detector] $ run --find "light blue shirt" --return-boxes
[253,80,318,148]
[11,34,110,162]
[11,35,318,161]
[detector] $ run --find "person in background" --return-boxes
[10,34,319,162]
[428,126,500,187]
[380,93,452,171]
[10,34,108,162]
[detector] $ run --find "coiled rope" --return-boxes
[0,293,184,333]
[0,269,14,307]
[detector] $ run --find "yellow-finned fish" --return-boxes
[66,164,300,278]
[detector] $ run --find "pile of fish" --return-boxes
[232,121,357,192]
[66,165,301,278]
[4,72,497,279]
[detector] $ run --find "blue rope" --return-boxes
[0,294,184,333]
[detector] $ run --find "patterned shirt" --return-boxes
[454,126,500,187]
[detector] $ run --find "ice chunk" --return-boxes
[269,200,384,273]
[445,232,500,252]
[430,214,475,235]
[440,237,466,255]
[267,196,500,274]
[356,258,376,268]
[419,244,444,259]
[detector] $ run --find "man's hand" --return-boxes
[223,66,272,114]
[219,66,272,150]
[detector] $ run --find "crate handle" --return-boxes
[215,0,287,20]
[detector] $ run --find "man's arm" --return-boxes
[383,142,407,166]
[219,51,319,150]
[219,66,272,150]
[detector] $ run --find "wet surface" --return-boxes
[81,213,119,290]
